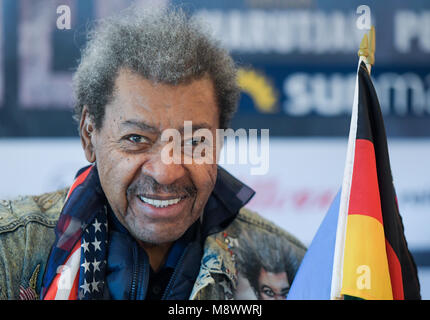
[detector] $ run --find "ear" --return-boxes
[79,106,96,163]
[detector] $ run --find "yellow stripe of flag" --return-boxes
[341,214,393,300]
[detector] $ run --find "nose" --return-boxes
[141,153,186,186]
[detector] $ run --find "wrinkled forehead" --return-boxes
[105,69,220,132]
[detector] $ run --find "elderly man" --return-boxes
[0,7,305,300]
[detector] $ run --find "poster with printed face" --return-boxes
[224,226,302,300]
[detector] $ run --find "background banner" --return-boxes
[0,0,429,298]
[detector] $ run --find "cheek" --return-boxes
[190,163,217,206]
[97,149,142,213]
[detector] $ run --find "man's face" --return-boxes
[257,268,290,300]
[88,69,219,245]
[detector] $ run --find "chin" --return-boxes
[125,218,189,245]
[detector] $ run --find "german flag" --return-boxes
[339,61,420,300]
[287,58,421,300]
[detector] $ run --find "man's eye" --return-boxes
[126,135,148,144]
[185,136,205,147]
[261,286,275,297]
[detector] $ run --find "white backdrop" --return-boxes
[0,137,429,298]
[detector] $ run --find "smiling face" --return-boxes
[81,69,219,245]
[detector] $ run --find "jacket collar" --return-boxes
[200,166,255,238]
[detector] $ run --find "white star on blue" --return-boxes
[79,208,108,299]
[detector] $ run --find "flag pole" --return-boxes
[330,26,376,300]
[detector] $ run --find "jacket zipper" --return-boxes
[129,243,138,299]
[129,243,149,300]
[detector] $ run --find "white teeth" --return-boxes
[138,196,181,208]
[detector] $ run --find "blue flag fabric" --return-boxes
[287,190,341,300]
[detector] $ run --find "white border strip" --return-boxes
[330,57,365,299]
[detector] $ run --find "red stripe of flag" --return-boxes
[385,240,404,300]
[348,139,383,224]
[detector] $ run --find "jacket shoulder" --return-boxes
[0,189,67,299]
[0,188,68,233]
[235,207,307,252]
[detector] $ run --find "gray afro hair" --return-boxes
[73,6,240,130]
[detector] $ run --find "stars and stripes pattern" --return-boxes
[41,165,110,300]
[78,213,108,299]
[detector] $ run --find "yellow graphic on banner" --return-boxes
[237,68,277,113]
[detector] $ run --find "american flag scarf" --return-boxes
[41,165,109,300]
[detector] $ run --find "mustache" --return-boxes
[126,174,197,198]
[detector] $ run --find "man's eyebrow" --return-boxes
[178,122,213,134]
[120,120,160,134]
[120,120,213,134]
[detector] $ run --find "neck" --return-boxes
[137,240,173,272]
